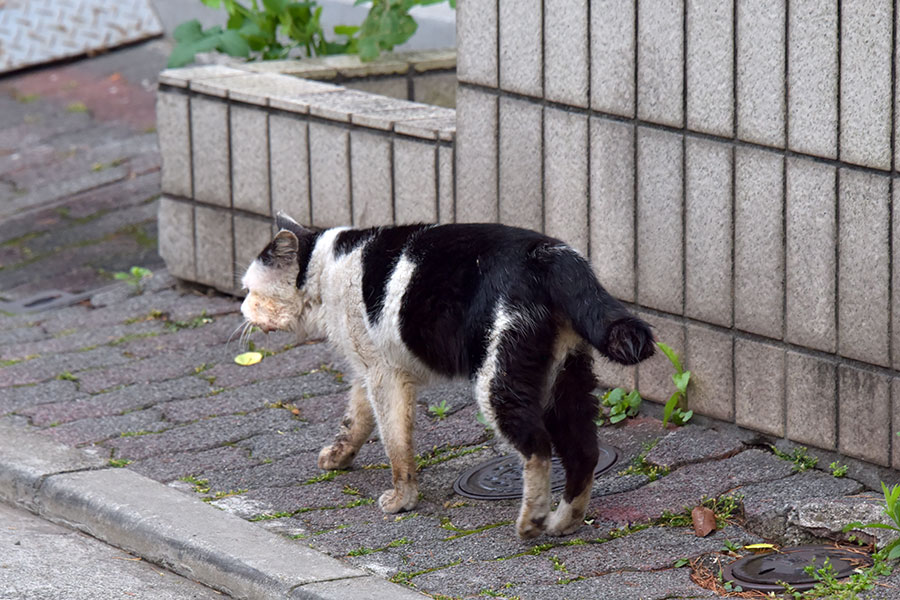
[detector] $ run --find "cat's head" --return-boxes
[240,213,319,336]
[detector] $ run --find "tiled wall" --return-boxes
[156,61,456,297]
[456,0,900,467]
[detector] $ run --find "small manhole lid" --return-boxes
[723,545,872,592]
[453,443,619,500]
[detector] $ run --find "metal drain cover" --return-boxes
[0,290,93,315]
[453,443,619,500]
[723,545,872,592]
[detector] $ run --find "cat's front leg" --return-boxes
[318,380,375,470]
[368,371,419,514]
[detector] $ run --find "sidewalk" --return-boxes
[2,27,900,600]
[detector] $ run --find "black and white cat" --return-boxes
[241,214,655,539]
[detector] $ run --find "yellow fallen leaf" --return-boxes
[234,351,263,366]
[744,543,777,551]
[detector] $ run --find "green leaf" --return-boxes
[334,24,359,36]
[168,34,222,68]
[201,0,223,8]
[673,558,689,568]
[662,392,680,428]
[173,19,205,43]
[675,410,693,425]
[603,388,625,406]
[218,29,251,57]
[609,413,627,424]
[672,371,691,394]
[655,342,683,373]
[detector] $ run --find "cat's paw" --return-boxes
[545,500,585,536]
[317,443,356,470]
[378,487,418,513]
[516,512,548,539]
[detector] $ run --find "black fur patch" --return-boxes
[361,224,429,326]
[334,228,376,257]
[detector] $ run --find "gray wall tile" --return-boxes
[686,324,734,422]
[499,98,543,232]
[637,0,684,127]
[594,357,637,395]
[234,214,272,286]
[838,169,890,366]
[893,379,900,470]
[686,0,733,136]
[499,0,542,97]
[394,138,437,225]
[838,365,891,466]
[636,311,685,403]
[685,137,732,327]
[786,351,836,450]
[544,0,589,107]
[157,197,195,282]
[438,145,454,224]
[156,92,192,198]
[734,147,783,338]
[590,118,635,302]
[191,97,230,207]
[230,106,269,216]
[591,0,635,116]
[194,204,233,292]
[269,114,310,225]
[786,158,836,352]
[544,107,589,254]
[455,87,498,223]
[840,0,892,169]
[895,179,900,370]
[637,127,683,314]
[736,0,785,147]
[457,0,498,87]
[735,339,784,436]
[350,130,393,228]
[788,0,838,159]
[308,122,351,228]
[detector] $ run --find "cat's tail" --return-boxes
[543,246,655,365]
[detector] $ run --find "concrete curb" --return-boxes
[0,423,428,600]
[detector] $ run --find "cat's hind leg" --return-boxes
[476,308,556,539]
[544,349,600,536]
[368,369,419,514]
[318,379,376,470]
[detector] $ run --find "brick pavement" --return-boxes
[3,42,900,600]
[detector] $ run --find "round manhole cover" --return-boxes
[723,545,872,592]
[453,443,620,500]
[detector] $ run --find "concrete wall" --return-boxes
[455,0,900,467]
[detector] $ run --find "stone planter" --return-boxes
[156,50,456,296]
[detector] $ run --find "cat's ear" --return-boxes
[270,229,300,262]
[275,212,314,237]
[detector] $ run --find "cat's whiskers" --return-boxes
[226,320,248,352]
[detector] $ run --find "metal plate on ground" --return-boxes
[0,0,163,75]
[723,545,872,592]
[0,289,92,315]
[453,443,620,501]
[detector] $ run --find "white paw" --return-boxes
[378,488,418,513]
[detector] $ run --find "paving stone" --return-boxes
[686,0,733,136]
[410,554,561,597]
[510,568,720,600]
[200,451,325,493]
[116,313,244,359]
[788,0,838,159]
[736,470,864,542]
[644,426,744,470]
[130,445,262,483]
[590,449,794,524]
[75,346,223,394]
[0,320,164,363]
[0,346,132,388]
[637,0,683,127]
[104,409,304,461]
[551,525,759,577]
[0,379,85,416]
[38,407,168,446]
[590,0,635,116]
[544,0,589,108]
[790,492,900,549]
[840,0,892,169]
[201,343,343,389]
[736,0,785,147]
[19,376,211,427]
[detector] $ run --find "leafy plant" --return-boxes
[114,266,152,293]
[595,387,642,426]
[428,399,451,420]
[771,445,818,473]
[656,342,693,427]
[830,461,849,478]
[169,0,456,68]
[844,482,900,560]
